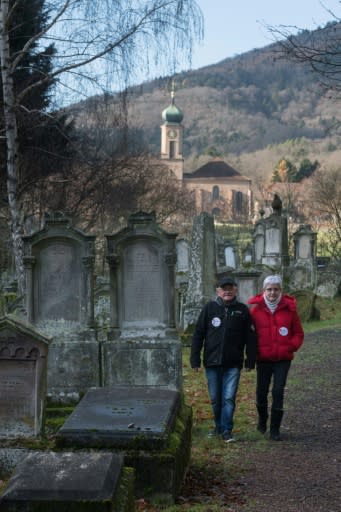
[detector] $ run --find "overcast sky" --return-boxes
[190,0,340,69]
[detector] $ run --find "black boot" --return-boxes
[270,409,284,441]
[256,405,268,434]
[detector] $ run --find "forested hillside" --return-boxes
[119,22,340,181]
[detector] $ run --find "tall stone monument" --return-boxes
[183,212,217,330]
[104,211,181,389]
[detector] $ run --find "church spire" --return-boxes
[160,80,184,180]
[161,81,183,124]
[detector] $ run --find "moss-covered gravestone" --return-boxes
[56,386,192,504]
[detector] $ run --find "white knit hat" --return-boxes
[263,275,282,288]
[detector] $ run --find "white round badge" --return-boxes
[279,327,288,336]
[212,317,221,327]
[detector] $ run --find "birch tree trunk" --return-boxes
[0,0,24,293]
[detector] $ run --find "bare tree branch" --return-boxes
[266,6,341,97]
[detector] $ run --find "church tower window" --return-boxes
[212,185,220,200]
[169,140,176,159]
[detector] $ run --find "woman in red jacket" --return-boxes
[248,275,304,440]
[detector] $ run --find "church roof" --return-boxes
[185,160,241,179]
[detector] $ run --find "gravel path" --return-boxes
[235,328,341,512]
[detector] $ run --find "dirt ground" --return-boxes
[181,327,341,512]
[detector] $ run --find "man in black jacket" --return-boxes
[190,276,256,442]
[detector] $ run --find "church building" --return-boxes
[160,91,252,220]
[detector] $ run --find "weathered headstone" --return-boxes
[22,213,99,402]
[0,316,49,438]
[0,451,134,512]
[106,211,177,333]
[253,211,289,268]
[287,224,317,291]
[105,211,181,389]
[235,271,262,304]
[57,386,180,449]
[55,386,192,504]
[23,212,95,328]
[224,245,237,268]
[316,267,341,298]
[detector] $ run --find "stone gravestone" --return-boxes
[104,211,181,389]
[57,386,180,449]
[22,212,99,402]
[235,271,262,304]
[253,211,289,268]
[288,224,317,291]
[224,245,237,268]
[0,315,49,438]
[56,386,192,504]
[23,212,96,328]
[294,225,317,260]
[0,451,134,512]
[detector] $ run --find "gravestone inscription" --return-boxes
[123,241,162,326]
[106,211,177,333]
[265,227,280,254]
[35,241,80,322]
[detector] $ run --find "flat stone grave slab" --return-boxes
[57,386,180,449]
[0,451,132,511]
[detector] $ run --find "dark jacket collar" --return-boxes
[216,296,238,307]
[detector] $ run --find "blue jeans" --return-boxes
[205,366,241,434]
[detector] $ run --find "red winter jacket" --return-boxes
[247,294,304,362]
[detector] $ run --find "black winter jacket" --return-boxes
[190,297,257,370]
